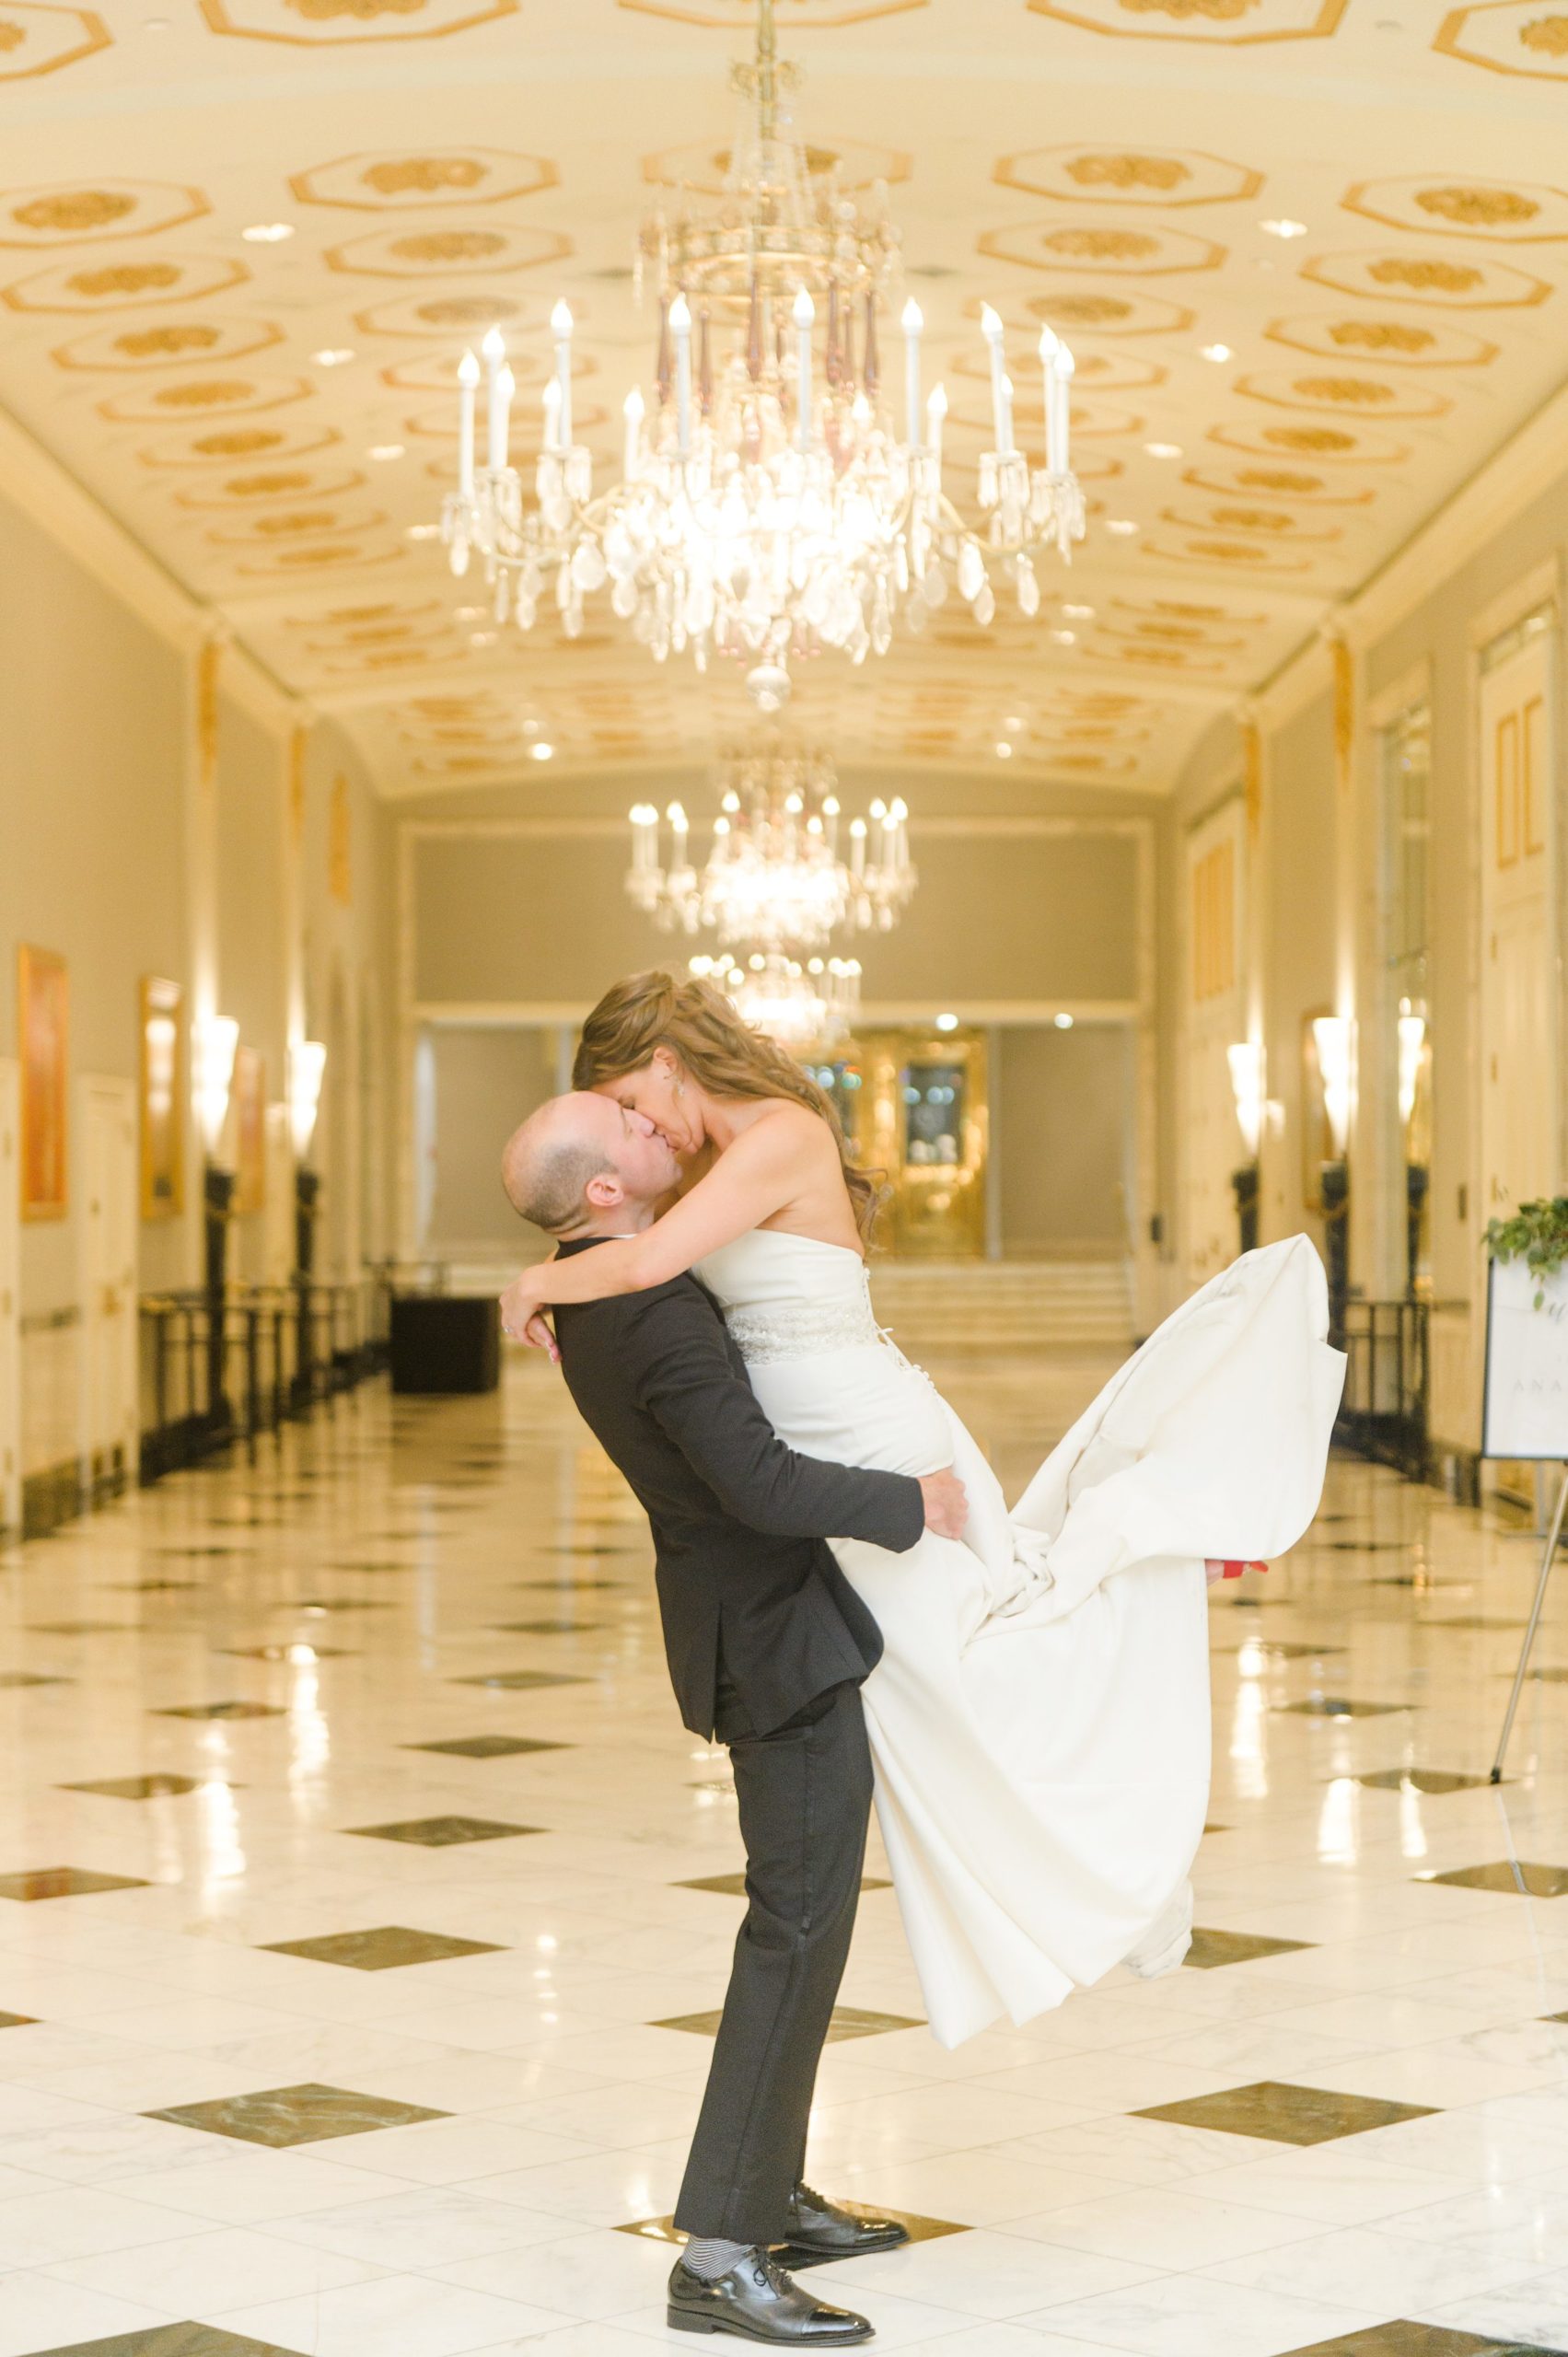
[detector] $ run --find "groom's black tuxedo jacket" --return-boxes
[552,1236,923,1739]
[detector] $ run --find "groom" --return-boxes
[503,1093,966,2348]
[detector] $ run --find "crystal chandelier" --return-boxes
[626,752,912,953]
[690,950,862,1052]
[438,0,1084,709]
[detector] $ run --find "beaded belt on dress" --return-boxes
[726,1285,883,1366]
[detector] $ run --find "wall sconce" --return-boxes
[287,1040,328,1163]
[1311,1015,1353,1158]
[1226,1042,1264,1159]
[1310,1013,1352,1340]
[1397,1010,1426,1132]
[194,1016,238,1164]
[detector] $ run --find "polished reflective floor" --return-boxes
[4,1348,1568,2357]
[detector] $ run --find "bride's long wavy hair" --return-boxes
[573,970,881,1242]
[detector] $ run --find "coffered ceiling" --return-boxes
[2,0,1568,793]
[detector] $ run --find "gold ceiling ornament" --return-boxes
[955,343,1165,396]
[383,346,599,396]
[618,0,925,24]
[1264,312,1498,367]
[1233,369,1450,422]
[200,0,518,44]
[1302,250,1551,308]
[1017,287,1196,336]
[1148,534,1313,570]
[644,132,910,199]
[1026,0,1347,38]
[175,465,366,508]
[326,223,570,279]
[0,180,206,246]
[439,0,1088,710]
[353,289,544,337]
[1344,174,1568,241]
[52,318,284,371]
[1163,503,1341,541]
[1434,4,1568,78]
[138,423,342,467]
[1183,461,1373,505]
[290,147,556,211]
[3,254,246,312]
[0,4,110,79]
[995,145,1261,207]
[99,374,313,424]
[979,219,1225,273]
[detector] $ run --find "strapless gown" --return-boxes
[692,1230,1345,2048]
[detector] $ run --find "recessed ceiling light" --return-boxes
[1144,441,1182,459]
[1003,714,1024,731]
[313,347,354,367]
[1062,602,1096,620]
[241,222,294,244]
[1200,343,1234,365]
[935,1013,959,1032]
[404,523,439,540]
[1260,218,1307,239]
[368,443,404,461]
[1054,1011,1075,1030]
[1050,628,1076,644]
[994,740,1013,758]
[1104,517,1140,536]
[454,605,484,621]
[469,630,497,647]
[522,718,540,736]
[530,742,555,761]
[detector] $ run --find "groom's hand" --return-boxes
[919,1469,968,1539]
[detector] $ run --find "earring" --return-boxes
[673,1077,686,1100]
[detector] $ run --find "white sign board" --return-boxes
[1482,1259,1568,1461]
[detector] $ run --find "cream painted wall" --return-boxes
[998,1025,1132,1258]
[425,1026,558,1257]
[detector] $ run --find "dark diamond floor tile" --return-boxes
[155,1702,285,1721]
[60,1775,209,1800]
[0,1674,71,1689]
[1421,1860,1568,1898]
[654,2003,923,2040]
[1135,2080,1438,2144]
[0,1866,150,1901]
[290,1599,389,1614]
[219,1644,355,1662]
[153,1548,250,1561]
[1358,1770,1497,1794]
[492,1619,609,1636]
[1274,2325,1565,2357]
[1204,1821,1231,1834]
[406,1736,571,1759]
[1311,1541,1415,1554]
[1185,1927,1316,1969]
[344,1814,544,1846]
[1515,1667,1568,1683]
[27,1622,134,1636]
[1275,1699,1409,1718]
[328,1560,416,1573]
[0,2010,37,2026]
[675,1872,892,1897]
[617,2205,966,2262]
[110,1580,201,1592]
[451,1671,588,1690]
[145,2080,448,2147]
[261,1924,505,1969]
[23,2326,303,2355]
[517,1578,628,1592]
[1374,1575,1461,1590]
[1427,1618,1528,1632]
[1215,1642,1347,1659]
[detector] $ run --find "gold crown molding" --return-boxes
[0,180,208,248]
[617,0,924,23]
[1182,461,1374,505]
[199,0,518,46]
[175,465,367,509]
[1263,313,1498,366]
[137,424,343,468]
[51,319,285,372]
[324,223,571,278]
[979,220,1225,274]
[1434,4,1568,80]
[98,374,313,424]
[994,145,1261,207]
[643,137,911,198]
[1208,417,1408,462]
[0,3,109,78]
[291,148,556,211]
[1344,175,1568,242]
[1233,369,1451,421]
[1025,0,1348,41]
[3,252,247,313]
[1300,248,1551,308]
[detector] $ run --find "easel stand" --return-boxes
[1491,1464,1568,1782]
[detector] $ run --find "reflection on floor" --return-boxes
[2,1345,1568,2357]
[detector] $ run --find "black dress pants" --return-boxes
[672,1673,875,2246]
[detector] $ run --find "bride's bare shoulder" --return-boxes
[736,1098,841,1164]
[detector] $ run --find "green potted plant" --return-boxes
[1484,1197,1568,1310]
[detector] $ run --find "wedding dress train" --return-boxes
[693,1231,1345,2048]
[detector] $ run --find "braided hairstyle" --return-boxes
[573,970,880,1241]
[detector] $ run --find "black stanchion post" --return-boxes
[1320,1156,1349,1344]
[294,1167,319,1409]
[1231,1163,1260,1257]
[203,1164,235,1439]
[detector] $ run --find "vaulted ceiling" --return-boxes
[2,0,1566,793]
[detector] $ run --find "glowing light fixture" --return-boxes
[195,1016,239,1160]
[1226,1040,1264,1158]
[287,1040,328,1162]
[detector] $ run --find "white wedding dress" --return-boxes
[693,1230,1345,2048]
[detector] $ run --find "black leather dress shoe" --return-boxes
[773,2182,911,2270]
[668,2252,873,2343]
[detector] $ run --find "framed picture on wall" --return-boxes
[17,945,67,1223]
[138,975,184,1221]
[232,1046,266,1216]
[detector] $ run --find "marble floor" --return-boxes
[3,1346,1568,2357]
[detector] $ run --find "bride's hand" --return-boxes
[500,1273,560,1364]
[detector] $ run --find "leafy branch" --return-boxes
[1485,1196,1568,1310]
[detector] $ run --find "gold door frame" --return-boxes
[855,1026,988,1259]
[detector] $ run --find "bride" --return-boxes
[501,971,1344,2048]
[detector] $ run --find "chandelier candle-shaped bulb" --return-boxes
[670,294,692,458]
[850,815,867,881]
[927,380,947,468]
[794,286,815,455]
[1038,326,1060,470]
[901,298,923,450]
[490,362,514,471]
[668,799,690,869]
[630,802,659,877]
[1051,343,1074,478]
[458,349,479,498]
[981,306,1010,456]
[822,794,840,853]
[623,386,645,482]
[551,300,574,449]
[482,327,506,470]
[542,375,562,454]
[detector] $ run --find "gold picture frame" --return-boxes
[232,1045,266,1216]
[138,975,184,1221]
[17,945,68,1223]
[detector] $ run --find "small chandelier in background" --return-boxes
[690,950,863,1052]
[437,0,1084,710]
[625,752,913,953]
